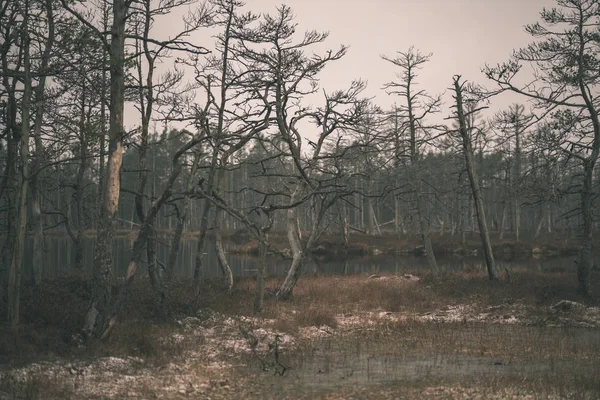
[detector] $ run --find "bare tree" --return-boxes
[129,0,208,290]
[185,0,270,294]
[381,47,442,272]
[0,0,23,304]
[492,104,534,241]
[484,0,600,295]
[227,5,371,298]
[451,76,498,280]
[7,0,32,328]
[61,0,136,336]
[29,0,55,288]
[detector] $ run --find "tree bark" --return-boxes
[453,77,498,280]
[338,203,349,248]
[30,0,54,286]
[578,161,594,296]
[254,230,267,313]
[73,131,88,270]
[193,198,212,294]
[95,136,202,337]
[83,0,129,337]
[214,207,233,292]
[414,167,438,272]
[499,202,507,240]
[407,73,438,272]
[0,4,20,289]
[166,149,201,281]
[513,126,521,241]
[276,182,323,299]
[7,19,31,327]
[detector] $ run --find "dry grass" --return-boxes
[0,276,256,366]
[0,374,73,400]
[1,269,596,366]
[423,268,595,307]
[258,269,599,331]
[1,269,599,399]
[265,275,434,318]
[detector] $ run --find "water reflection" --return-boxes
[245,326,600,395]
[25,236,580,279]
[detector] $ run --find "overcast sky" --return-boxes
[145,0,557,132]
[257,0,554,102]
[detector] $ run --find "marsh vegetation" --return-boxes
[1,270,600,398]
[2,0,600,397]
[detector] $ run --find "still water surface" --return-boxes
[25,236,579,279]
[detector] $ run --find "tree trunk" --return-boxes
[83,0,129,337]
[0,11,19,293]
[365,193,375,235]
[93,137,202,337]
[30,0,54,286]
[73,142,88,270]
[405,68,438,272]
[534,208,545,239]
[254,231,267,313]
[165,151,200,281]
[394,195,402,237]
[193,142,220,294]
[166,217,184,281]
[31,184,44,285]
[338,203,349,248]
[499,202,507,240]
[415,170,438,272]
[546,203,552,234]
[370,201,382,236]
[193,199,212,294]
[73,75,88,270]
[147,225,160,289]
[7,27,32,328]
[276,182,323,299]
[454,77,498,280]
[277,185,304,299]
[214,207,233,292]
[513,116,522,241]
[578,161,594,296]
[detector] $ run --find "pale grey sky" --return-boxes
[263,0,554,103]
[143,0,556,132]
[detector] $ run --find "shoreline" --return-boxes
[36,229,584,259]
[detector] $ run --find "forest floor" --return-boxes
[1,270,600,399]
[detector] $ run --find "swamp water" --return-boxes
[242,325,600,397]
[26,236,579,279]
